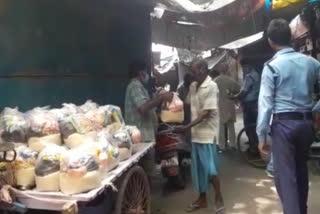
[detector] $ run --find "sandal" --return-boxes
[186,202,207,213]
[215,202,225,213]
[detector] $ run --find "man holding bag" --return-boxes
[124,60,173,176]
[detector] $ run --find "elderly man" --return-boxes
[214,65,241,151]
[124,60,173,176]
[178,60,224,213]
[257,19,320,214]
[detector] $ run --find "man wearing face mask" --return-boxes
[124,60,173,177]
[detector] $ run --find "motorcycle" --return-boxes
[155,123,191,189]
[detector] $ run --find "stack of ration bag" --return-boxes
[0,100,141,194]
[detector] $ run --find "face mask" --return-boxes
[142,73,150,85]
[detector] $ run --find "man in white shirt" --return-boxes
[178,59,224,213]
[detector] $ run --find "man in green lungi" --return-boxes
[178,59,224,213]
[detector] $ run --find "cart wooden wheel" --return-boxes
[114,165,151,214]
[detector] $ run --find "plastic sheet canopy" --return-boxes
[272,0,305,10]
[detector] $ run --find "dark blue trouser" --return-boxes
[271,119,313,214]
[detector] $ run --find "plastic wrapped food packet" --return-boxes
[61,103,79,115]
[60,114,97,149]
[126,126,142,144]
[27,107,61,152]
[107,128,133,162]
[60,151,101,194]
[35,145,67,192]
[160,93,184,123]
[13,145,38,189]
[0,108,29,143]
[76,130,120,173]
[79,100,99,113]
[96,130,120,172]
[103,105,125,126]
[85,108,105,131]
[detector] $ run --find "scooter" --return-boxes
[155,123,191,189]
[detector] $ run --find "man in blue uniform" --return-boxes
[257,19,320,214]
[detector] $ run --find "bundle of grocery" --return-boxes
[13,145,38,189]
[78,131,120,173]
[79,100,99,113]
[60,151,101,194]
[104,105,125,128]
[0,108,29,143]
[108,129,133,161]
[126,126,142,144]
[4,100,142,195]
[60,114,97,149]
[160,93,184,123]
[27,107,61,152]
[35,145,67,192]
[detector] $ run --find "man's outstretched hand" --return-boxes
[174,125,188,133]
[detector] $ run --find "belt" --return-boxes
[273,112,312,121]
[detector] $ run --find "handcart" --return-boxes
[2,143,154,214]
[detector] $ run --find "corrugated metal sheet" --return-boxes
[156,0,238,13]
[0,0,152,110]
[152,0,269,50]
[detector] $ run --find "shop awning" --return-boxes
[156,0,238,13]
[152,0,307,50]
[220,32,264,49]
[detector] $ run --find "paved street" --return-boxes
[152,116,320,214]
[152,151,320,214]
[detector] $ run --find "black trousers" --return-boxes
[242,101,259,149]
[271,119,313,214]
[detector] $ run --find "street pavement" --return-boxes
[152,116,320,214]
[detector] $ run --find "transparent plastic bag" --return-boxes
[126,126,142,144]
[104,105,125,126]
[35,145,67,192]
[60,151,101,194]
[0,108,29,143]
[27,107,61,152]
[80,100,99,113]
[160,94,184,123]
[13,145,38,189]
[76,131,120,173]
[165,93,183,112]
[60,114,98,149]
[27,107,60,137]
[85,108,105,131]
[35,145,66,177]
[61,103,80,115]
[104,128,133,161]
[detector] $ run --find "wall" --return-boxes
[0,0,152,111]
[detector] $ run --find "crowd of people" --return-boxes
[123,18,320,214]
